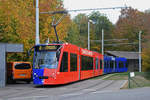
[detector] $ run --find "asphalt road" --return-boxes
[61,87,150,100]
[0,77,149,100]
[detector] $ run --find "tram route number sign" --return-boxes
[81,49,93,56]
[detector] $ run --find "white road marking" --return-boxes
[8,95,50,100]
[92,90,118,94]
[61,92,84,97]
[82,89,96,92]
[120,80,128,88]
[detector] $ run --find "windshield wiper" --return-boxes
[49,60,57,65]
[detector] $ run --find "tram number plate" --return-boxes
[20,74,26,76]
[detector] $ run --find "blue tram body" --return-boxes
[104,56,127,74]
[33,69,44,85]
[115,57,127,72]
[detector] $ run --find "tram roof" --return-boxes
[35,43,64,47]
[106,51,139,60]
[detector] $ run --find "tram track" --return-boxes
[1,77,123,100]
[61,79,116,97]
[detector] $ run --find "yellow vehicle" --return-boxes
[7,62,32,83]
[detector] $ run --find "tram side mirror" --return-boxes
[27,46,35,58]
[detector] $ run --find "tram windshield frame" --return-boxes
[33,45,62,69]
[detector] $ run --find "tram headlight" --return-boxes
[33,73,38,77]
[34,73,36,75]
[42,80,44,83]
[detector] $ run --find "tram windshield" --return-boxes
[34,51,59,69]
[33,45,61,69]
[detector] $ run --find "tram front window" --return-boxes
[34,51,59,69]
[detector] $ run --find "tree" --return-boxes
[0,0,35,61]
[73,14,88,48]
[89,11,114,51]
[114,7,150,72]
[39,0,71,43]
[89,11,114,39]
[73,14,88,36]
[113,7,150,51]
[71,12,114,51]
[142,48,150,72]
[65,22,80,45]
[0,0,72,61]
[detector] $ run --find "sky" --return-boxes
[63,0,150,23]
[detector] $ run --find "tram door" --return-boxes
[100,59,103,75]
[111,57,116,73]
[78,55,81,80]
[94,58,99,76]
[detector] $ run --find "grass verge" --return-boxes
[103,72,128,80]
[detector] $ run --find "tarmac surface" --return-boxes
[0,77,149,100]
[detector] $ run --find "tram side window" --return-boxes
[115,61,117,68]
[100,59,103,69]
[110,61,114,68]
[81,56,93,70]
[119,61,124,68]
[96,58,98,70]
[104,61,107,68]
[107,61,110,68]
[70,53,77,71]
[60,52,68,72]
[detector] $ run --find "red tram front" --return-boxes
[32,43,103,85]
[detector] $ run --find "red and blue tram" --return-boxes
[31,11,128,85]
[32,43,103,85]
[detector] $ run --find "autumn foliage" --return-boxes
[114,7,150,71]
[0,0,71,61]
[0,1,150,71]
